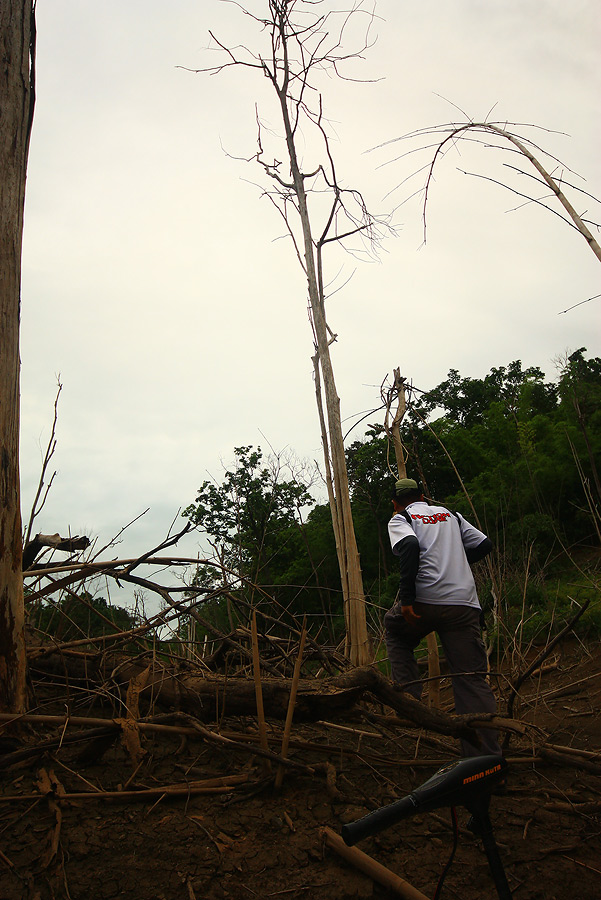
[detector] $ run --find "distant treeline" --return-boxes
[30,349,601,646]
[183,348,601,639]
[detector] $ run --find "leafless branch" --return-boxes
[375,119,601,262]
[558,293,601,315]
[23,378,62,547]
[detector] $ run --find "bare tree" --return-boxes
[0,0,36,713]
[188,1,392,664]
[378,119,601,265]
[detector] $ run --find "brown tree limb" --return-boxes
[506,598,591,721]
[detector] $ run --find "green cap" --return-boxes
[395,478,419,497]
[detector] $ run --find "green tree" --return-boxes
[31,592,136,643]
[558,348,601,505]
[347,356,599,585]
[184,446,315,590]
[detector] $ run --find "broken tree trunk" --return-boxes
[22,533,91,571]
[0,0,35,714]
[386,367,441,708]
[29,651,481,746]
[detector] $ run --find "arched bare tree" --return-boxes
[0,0,36,713]
[379,119,601,265]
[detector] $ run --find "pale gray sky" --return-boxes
[20,0,601,573]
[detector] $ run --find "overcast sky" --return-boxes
[19,0,601,579]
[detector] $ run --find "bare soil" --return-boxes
[1,641,600,900]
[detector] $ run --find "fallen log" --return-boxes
[29,652,481,745]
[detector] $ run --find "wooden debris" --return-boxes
[26,653,485,745]
[34,769,64,869]
[275,617,307,789]
[0,774,249,804]
[543,800,601,815]
[539,746,601,775]
[321,826,430,900]
[22,533,91,571]
[251,611,271,774]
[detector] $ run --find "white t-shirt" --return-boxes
[388,501,487,608]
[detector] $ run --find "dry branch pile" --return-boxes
[1,537,599,899]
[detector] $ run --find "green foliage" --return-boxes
[30,591,136,642]
[183,446,340,624]
[406,353,601,572]
[184,350,601,643]
[418,361,558,424]
[184,445,315,586]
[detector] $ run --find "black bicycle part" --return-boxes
[341,755,507,846]
[341,755,511,900]
[433,807,458,900]
[464,794,512,900]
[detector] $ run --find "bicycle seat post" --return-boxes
[465,795,512,900]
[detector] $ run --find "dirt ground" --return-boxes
[1,640,600,900]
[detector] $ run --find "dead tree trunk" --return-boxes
[29,651,479,744]
[196,2,383,665]
[284,119,370,666]
[0,0,35,713]
[384,368,441,707]
[257,3,371,666]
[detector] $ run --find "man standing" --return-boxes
[386,478,500,757]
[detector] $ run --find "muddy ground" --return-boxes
[1,641,600,900]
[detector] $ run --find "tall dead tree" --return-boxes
[193,1,390,664]
[0,0,36,713]
[383,368,441,706]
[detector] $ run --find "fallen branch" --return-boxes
[538,746,601,776]
[0,775,249,804]
[506,599,591,722]
[543,799,601,815]
[321,826,429,900]
[543,742,601,761]
[22,533,91,571]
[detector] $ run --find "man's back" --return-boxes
[388,501,487,607]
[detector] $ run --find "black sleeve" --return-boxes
[396,535,420,606]
[464,537,493,565]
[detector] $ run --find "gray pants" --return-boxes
[384,601,500,757]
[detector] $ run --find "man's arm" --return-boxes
[395,535,421,623]
[464,536,493,564]
[455,513,493,564]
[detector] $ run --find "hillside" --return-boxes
[1,639,600,900]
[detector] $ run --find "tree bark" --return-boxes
[0,0,35,713]
[387,370,441,707]
[30,651,479,744]
[275,61,370,667]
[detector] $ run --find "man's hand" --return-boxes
[401,604,421,625]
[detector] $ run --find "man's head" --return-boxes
[391,478,423,512]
